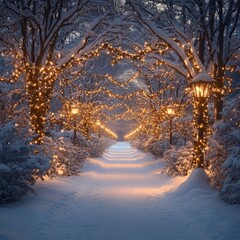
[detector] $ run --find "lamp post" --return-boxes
[167,105,175,145]
[71,103,79,145]
[96,120,101,139]
[191,72,212,168]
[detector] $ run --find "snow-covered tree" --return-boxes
[209,93,240,202]
[0,122,49,204]
[205,122,228,187]
[162,141,193,177]
[221,145,240,204]
[125,0,239,121]
[205,91,240,203]
[0,0,130,142]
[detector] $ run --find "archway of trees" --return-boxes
[1,0,238,137]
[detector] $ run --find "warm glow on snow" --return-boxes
[80,142,187,199]
[1,142,239,240]
[87,158,143,169]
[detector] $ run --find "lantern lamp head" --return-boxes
[167,105,175,115]
[191,72,212,100]
[71,103,79,115]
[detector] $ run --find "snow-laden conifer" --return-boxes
[0,122,49,204]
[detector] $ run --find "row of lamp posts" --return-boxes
[166,72,212,168]
[71,72,211,168]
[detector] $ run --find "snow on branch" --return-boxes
[130,0,197,78]
[147,53,188,77]
[57,10,110,67]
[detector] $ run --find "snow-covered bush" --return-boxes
[205,122,229,188]
[146,139,170,158]
[131,135,149,151]
[42,130,113,177]
[0,122,50,204]
[42,134,87,177]
[206,93,240,203]
[86,134,114,158]
[162,142,193,176]
[221,147,240,204]
[132,113,194,159]
[131,136,170,157]
[220,94,240,203]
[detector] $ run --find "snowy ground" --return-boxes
[1,142,240,240]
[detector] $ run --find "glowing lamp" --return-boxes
[167,105,175,116]
[71,103,79,115]
[71,103,78,145]
[191,72,212,100]
[191,72,212,168]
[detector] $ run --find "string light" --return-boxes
[1,36,235,146]
[96,120,118,139]
[124,125,143,140]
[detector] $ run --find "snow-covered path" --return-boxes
[1,142,240,240]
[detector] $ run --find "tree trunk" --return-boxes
[26,67,54,144]
[214,0,224,121]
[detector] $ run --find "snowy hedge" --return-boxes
[42,135,87,177]
[221,147,240,204]
[162,142,193,176]
[0,122,50,204]
[131,136,171,157]
[206,93,240,203]
[131,135,149,151]
[146,139,171,158]
[42,130,113,177]
[205,122,229,188]
[132,136,193,177]
[220,94,240,204]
